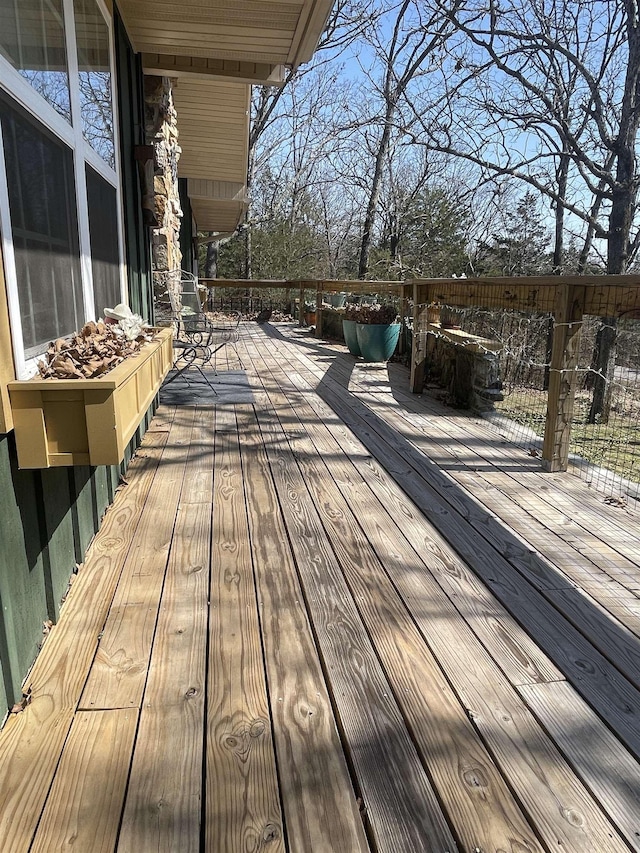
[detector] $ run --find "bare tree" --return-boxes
[355,0,464,278]
[407,0,640,419]
[201,0,377,277]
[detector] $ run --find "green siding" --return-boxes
[70,466,97,563]
[0,400,156,711]
[40,468,75,621]
[0,435,49,703]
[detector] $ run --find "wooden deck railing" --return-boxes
[410,276,640,473]
[199,275,640,474]
[199,278,407,328]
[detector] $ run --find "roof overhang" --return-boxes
[118,1,335,233]
[119,0,335,82]
[172,79,250,232]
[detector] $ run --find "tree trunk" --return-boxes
[358,101,396,279]
[588,3,640,424]
[204,240,218,278]
[587,319,617,423]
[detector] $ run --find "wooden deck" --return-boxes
[1,321,640,853]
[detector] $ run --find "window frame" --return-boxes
[0,0,125,378]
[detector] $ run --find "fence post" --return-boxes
[298,285,304,326]
[410,282,428,393]
[398,284,408,355]
[542,284,585,472]
[315,283,324,337]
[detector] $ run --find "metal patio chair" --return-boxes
[163,271,218,391]
[175,271,244,371]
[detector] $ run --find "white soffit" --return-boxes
[190,197,248,232]
[118,0,334,71]
[173,79,250,231]
[173,79,250,184]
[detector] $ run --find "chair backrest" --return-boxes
[180,270,199,294]
[179,271,204,328]
[180,291,202,325]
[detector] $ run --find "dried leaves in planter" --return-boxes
[38,321,156,380]
[344,303,399,324]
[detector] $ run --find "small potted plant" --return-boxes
[343,303,401,362]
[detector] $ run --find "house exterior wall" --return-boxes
[0,3,155,716]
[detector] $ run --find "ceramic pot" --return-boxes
[355,322,401,362]
[342,319,361,356]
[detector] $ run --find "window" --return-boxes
[0,0,123,376]
[86,165,121,317]
[74,0,115,167]
[0,95,83,356]
[0,0,71,122]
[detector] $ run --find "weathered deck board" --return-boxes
[245,331,635,852]
[238,405,371,853]
[256,355,563,689]
[383,358,640,574]
[246,361,544,853]
[79,409,194,710]
[30,710,138,853]
[266,330,640,764]
[117,501,211,852]
[254,397,458,852]
[345,377,640,678]
[206,404,284,852]
[345,367,640,641]
[359,395,640,668]
[519,680,640,852]
[0,428,168,853]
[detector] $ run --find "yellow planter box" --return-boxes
[8,328,173,469]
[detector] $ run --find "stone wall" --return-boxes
[424,327,503,412]
[144,75,182,308]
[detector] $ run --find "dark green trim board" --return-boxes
[114,7,153,323]
[178,178,195,271]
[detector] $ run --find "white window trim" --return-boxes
[0,0,126,379]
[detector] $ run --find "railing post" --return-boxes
[315,283,323,337]
[542,284,585,472]
[398,284,408,355]
[298,284,304,327]
[410,282,429,393]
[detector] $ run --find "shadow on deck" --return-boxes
[1,322,639,853]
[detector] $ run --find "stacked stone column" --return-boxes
[144,75,183,309]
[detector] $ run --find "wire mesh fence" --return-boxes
[413,279,640,509]
[571,316,640,503]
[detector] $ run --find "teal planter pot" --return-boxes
[355,322,401,362]
[342,319,362,356]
